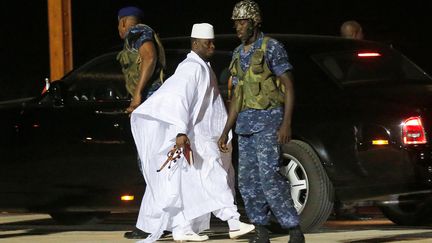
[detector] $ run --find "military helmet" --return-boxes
[231,0,262,24]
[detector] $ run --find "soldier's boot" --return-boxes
[248,225,270,243]
[288,225,305,243]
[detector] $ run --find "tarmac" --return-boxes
[1,210,432,242]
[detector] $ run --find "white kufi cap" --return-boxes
[191,23,214,39]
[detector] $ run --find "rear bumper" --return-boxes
[333,144,432,201]
[405,145,432,186]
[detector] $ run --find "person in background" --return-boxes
[337,21,376,221]
[340,20,364,40]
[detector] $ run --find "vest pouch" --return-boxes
[244,81,260,96]
[243,81,270,109]
[266,78,285,104]
[233,83,244,112]
[254,93,270,108]
[116,51,122,62]
[262,77,277,93]
[251,50,264,74]
[270,89,284,104]
[133,65,141,81]
[229,58,238,77]
[126,62,140,94]
[252,64,264,74]
[119,50,132,67]
[276,78,286,94]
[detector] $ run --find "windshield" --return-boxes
[312,48,431,85]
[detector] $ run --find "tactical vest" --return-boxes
[116,24,166,96]
[229,37,285,112]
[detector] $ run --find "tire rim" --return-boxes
[280,153,309,214]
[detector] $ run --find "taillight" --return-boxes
[402,117,427,145]
[121,195,134,201]
[357,52,381,57]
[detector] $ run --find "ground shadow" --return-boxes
[0,213,135,239]
[344,231,432,242]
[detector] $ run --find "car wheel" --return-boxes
[379,194,432,226]
[49,212,110,225]
[268,140,334,233]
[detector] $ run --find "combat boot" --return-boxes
[288,225,305,243]
[248,225,270,243]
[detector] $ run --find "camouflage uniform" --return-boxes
[233,32,300,228]
[117,24,163,99]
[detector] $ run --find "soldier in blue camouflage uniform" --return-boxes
[218,1,305,243]
[117,6,166,240]
[117,6,166,114]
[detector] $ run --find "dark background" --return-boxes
[1,0,431,100]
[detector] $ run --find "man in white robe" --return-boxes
[130,23,255,242]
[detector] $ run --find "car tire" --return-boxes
[268,140,334,233]
[379,194,432,226]
[49,212,110,225]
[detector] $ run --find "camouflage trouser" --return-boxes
[238,129,300,228]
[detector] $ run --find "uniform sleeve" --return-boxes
[230,47,241,86]
[126,25,154,51]
[266,38,293,76]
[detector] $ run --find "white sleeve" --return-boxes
[132,61,203,135]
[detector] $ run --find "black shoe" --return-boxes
[124,228,150,239]
[249,225,270,243]
[288,226,305,243]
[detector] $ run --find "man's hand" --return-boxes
[176,134,189,149]
[126,95,142,114]
[218,133,229,153]
[277,122,292,144]
[277,72,294,145]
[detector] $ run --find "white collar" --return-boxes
[189,51,210,67]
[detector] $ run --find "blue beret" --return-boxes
[118,6,144,19]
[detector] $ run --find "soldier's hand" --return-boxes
[277,123,292,144]
[126,95,142,114]
[218,133,229,153]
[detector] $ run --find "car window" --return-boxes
[62,49,233,104]
[64,53,129,103]
[312,48,431,85]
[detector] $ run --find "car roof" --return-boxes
[162,33,387,55]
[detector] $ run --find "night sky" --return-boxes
[1,0,432,100]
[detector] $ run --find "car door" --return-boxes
[0,101,29,207]
[18,53,142,204]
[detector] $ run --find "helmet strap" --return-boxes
[242,19,258,45]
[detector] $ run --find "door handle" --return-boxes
[94,110,127,115]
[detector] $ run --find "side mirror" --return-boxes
[48,81,65,107]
